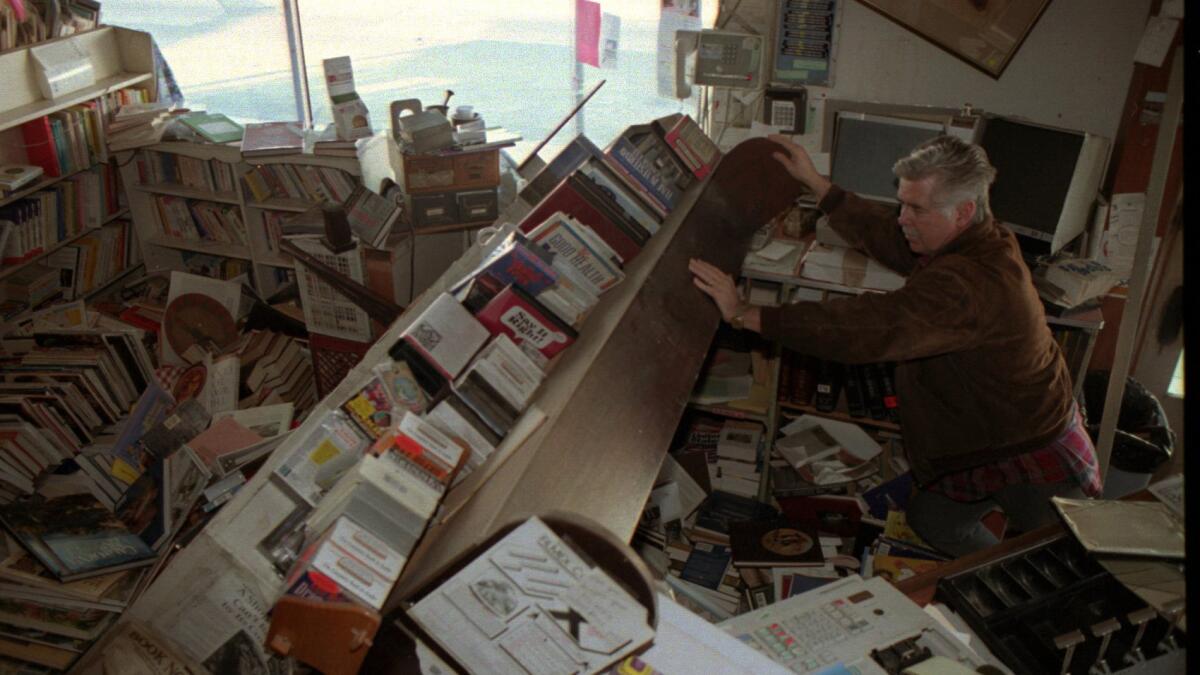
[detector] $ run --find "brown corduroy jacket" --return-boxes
[759,186,1075,485]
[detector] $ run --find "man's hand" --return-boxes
[689,258,743,321]
[768,134,831,201]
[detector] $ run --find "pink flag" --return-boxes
[575,0,602,67]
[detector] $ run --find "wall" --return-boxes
[714,0,1153,148]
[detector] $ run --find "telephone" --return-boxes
[764,88,807,134]
[674,29,764,99]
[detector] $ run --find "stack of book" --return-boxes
[106,102,180,153]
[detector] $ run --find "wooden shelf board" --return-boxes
[257,255,295,269]
[145,236,252,259]
[0,71,154,131]
[245,198,313,213]
[135,183,241,205]
[689,401,770,423]
[778,400,902,432]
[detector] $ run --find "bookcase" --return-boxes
[0,26,156,321]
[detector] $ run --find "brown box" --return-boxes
[398,148,500,195]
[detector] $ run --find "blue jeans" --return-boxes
[906,481,1086,558]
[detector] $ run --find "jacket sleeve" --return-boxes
[759,262,981,364]
[820,185,918,276]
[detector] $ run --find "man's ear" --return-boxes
[955,200,977,229]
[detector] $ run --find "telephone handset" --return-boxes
[674,29,764,99]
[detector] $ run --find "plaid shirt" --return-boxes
[927,404,1103,502]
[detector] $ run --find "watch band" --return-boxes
[730,305,748,330]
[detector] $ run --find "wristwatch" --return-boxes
[730,305,750,330]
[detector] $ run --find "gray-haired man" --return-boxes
[689,134,1100,557]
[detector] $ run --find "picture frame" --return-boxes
[857,0,1052,79]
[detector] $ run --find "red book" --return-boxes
[474,285,577,360]
[518,176,642,263]
[20,116,62,177]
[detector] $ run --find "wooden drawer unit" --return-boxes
[399,149,500,195]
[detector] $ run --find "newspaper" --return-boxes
[409,517,654,674]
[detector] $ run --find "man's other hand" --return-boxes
[689,258,742,321]
[768,134,831,201]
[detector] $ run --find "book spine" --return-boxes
[878,362,900,424]
[813,359,843,413]
[21,116,62,178]
[863,363,887,421]
[843,364,867,418]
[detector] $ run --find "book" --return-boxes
[813,359,843,412]
[776,494,866,538]
[392,293,491,382]
[518,175,644,264]
[518,134,607,207]
[526,212,625,290]
[662,114,722,179]
[240,121,305,158]
[474,284,578,361]
[178,112,244,144]
[691,490,778,544]
[843,364,867,418]
[0,493,156,583]
[863,363,888,421]
[729,519,825,568]
[679,541,734,591]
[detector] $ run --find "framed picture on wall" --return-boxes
[856,0,1053,79]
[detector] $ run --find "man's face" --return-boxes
[896,176,973,255]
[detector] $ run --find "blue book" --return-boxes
[458,235,559,297]
[681,542,733,590]
[109,380,175,475]
[607,136,680,211]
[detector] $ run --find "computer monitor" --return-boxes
[830,112,945,203]
[979,116,1109,256]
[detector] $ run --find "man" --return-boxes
[689,134,1101,557]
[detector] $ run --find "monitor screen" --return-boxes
[830,113,944,203]
[980,118,1084,241]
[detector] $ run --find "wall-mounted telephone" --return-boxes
[674,29,764,99]
[764,88,807,134]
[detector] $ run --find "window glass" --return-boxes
[103,1,298,123]
[298,1,714,161]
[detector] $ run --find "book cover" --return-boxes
[843,364,867,418]
[813,359,844,412]
[452,369,519,438]
[606,136,678,211]
[567,171,651,245]
[691,490,778,543]
[0,493,156,583]
[178,112,244,144]
[679,541,733,591]
[372,360,429,415]
[240,121,305,158]
[470,235,559,295]
[341,375,397,440]
[729,519,825,568]
[518,178,643,263]
[518,134,607,206]
[396,293,490,381]
[474,284,577,360]
[527,213,624,291]
[862,363,887,420]
[776,494,866,538]
[19,117,61,178]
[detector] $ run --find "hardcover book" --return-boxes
[240,121,305,158]
[0,493,156,583]
[518,134,607,207]
[461,235,560,297]
[526,212,624,291]
[518,176,644,263]
[178,112,244,144]
[423,394,501,472]
[394,293,490,381]
[474,284,577,360]
[729,519,825,568]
